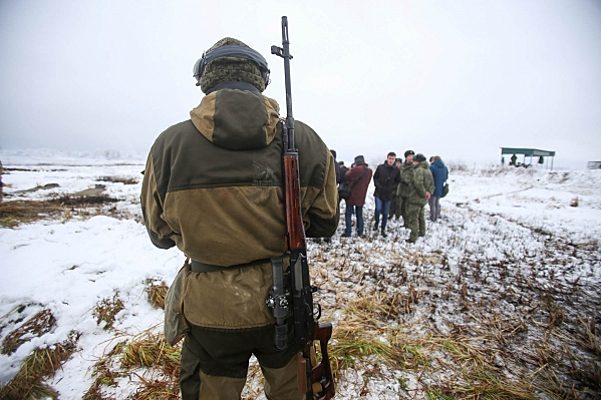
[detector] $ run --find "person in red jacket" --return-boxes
[342,155,373,237]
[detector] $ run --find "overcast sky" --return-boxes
[1,0,600,167]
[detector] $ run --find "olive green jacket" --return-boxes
[407,161,435,206]
[397,162,413,198]
[141,88,338,330]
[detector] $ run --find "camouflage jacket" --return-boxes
[397,162,413,198]
[141,87,338,330]
[407,161,435,206]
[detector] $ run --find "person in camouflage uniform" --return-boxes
[141,37,338,400]
[397,150,415,226]
[405,153,434,243]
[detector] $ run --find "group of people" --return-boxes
[332,150,449,243]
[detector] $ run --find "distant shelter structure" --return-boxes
[587,161,601,169]
[501,147,556,170]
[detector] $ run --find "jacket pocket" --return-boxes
[182,261,274,329]
[164,261,190,345]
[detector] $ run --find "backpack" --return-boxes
[442,182,449,198]
[338,167,369,200]
[338,182,351,200]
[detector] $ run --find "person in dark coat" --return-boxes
[372,152,401,237]
[342,155,373,237]
[388,157,403,220]
[428,155,448,222]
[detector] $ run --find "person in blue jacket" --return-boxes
[429,156,448,222]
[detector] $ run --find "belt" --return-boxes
[190,258,272,273]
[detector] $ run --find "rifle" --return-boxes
[270,16,335,400]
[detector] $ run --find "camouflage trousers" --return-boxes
[405,202,426,242]
[180,323,303,400]
[399,196,409,226]
[388,194,403,220]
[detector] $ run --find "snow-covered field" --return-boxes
[0,151,600,399]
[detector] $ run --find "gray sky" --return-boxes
[1,0,600,168]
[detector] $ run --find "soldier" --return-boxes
[397,150,415,226]
[141,37,338,400]
[405,153,434,243]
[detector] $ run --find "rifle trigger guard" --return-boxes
[313,303,322,320]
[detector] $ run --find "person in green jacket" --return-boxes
[405,153,434,243]
[397,150,415,226]
[141,37,338,400]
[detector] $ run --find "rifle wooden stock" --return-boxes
[296,322,335,399]
[310,323,335,399]
[283,154,306,251]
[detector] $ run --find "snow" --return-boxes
[0,150,600,398]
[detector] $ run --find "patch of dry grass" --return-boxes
[1,308,56,355]
[327,291,540,399]
[93,294,125,330]
[0,200,65,227]
[120,333,180,376]
[97,176,139,185]
[0,196,120,227]
[82,341,126,400]
[146,280,168,310]
[128,376,180,400]
[83,332,181,399]
[0,331,80,400]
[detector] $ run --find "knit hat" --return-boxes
[198,37,268,93]
[414,153,426,162]
[354,155,366,165]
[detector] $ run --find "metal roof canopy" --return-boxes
[501,147,556,170]
[501,147,556,157]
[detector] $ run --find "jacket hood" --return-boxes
[190,88,280,150]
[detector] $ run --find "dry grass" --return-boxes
[0,196,119,227]
[325,289,542,399]
[82,341,126,400]
[0,331,80,400]
[83,332,181,399]
[93,294,125,330]
[128,376,180,400]
[0,200,65,227]
[120,333,180,376]
[97,176,139,185]
[146,280,169,309]
[1,308,56,355]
